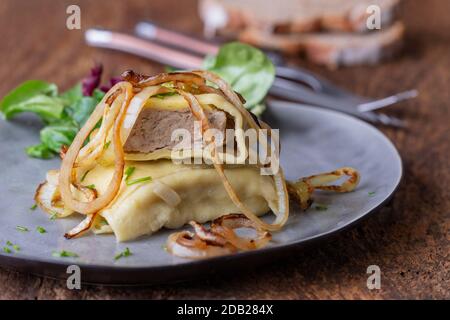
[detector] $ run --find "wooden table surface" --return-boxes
[0,0,448,299]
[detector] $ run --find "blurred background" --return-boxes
[0,0,447,95]
[0,0,448,299]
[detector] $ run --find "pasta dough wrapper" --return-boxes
[83,160,278,242]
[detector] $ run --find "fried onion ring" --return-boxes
[288,167,360,209]
[166,231,236,259]
[59,82,133,215]
[211,214,272,250]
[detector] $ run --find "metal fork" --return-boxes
[135,21,418,117]
[84,26,415,127]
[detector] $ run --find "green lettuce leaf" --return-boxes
[26,143,55,159]
[1,94,65,123]
[0,80,57,111]
[92,88,106,102]
[0,80,64,123]
[203,42,275,112]
[40,123,79,153]
[66,96,99,127]
[60,83,82,105]
[0,80,104,158]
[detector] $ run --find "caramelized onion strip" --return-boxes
[64,213,97,239]
[122,70,205,88]
[76,96,123,167]
[211,214,272,250]
[76,89,122,165]
[191,71,290,230]
[167,214,272,259]
[177,90,288,232]
[59,82,133,214]
[189,221,227,246]
[166,231,235,259]
[304,167,360,192]
[287,167,360,210]
[193,71,260,131]
[35,172,73,218]
[121,86,162,145]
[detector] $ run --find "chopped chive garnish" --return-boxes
[161,82,175,89]
[52,250,78,258]
[49,213,58,220]
[16,226,29,232]
[30,204,37,210]
[153,92,176,99]
[103,141,111,150]
[85,184,96,190]
[6,241,20,251]
[368,191,376,196]
[124,166,136,181]
[114,247,132,260]
[80,170,91,182]
[95,219,109,230]
[126,176,152,186]
[314,204,328,211]
[36,226,47,234]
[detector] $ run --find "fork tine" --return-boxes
[271,79,406,127]
[357,90,419,112]
[134,21,417,118]
[374,113,407,128]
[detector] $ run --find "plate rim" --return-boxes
[0,103,403,284]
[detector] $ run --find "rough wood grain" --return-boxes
[0,0,448,299]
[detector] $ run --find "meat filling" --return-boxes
[124,107,227,153]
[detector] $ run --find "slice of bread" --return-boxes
[239,22,405,68]
[200,0,400,34]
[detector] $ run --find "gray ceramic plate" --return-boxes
[0,101,402,285]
